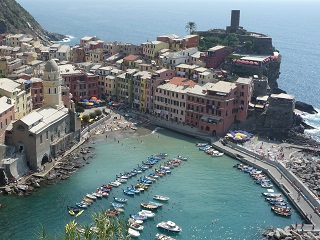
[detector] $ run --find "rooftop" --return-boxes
[0,96,15,114]
[236,77,252,85]
[0,78,21,92]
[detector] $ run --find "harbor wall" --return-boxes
[212,140,320,218]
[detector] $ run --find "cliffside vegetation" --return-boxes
[0,0,65,42]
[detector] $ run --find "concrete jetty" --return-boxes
[212,139,320,233]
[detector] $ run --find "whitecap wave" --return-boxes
[302,110,320,142]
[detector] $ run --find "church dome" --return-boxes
[44,59,59,72]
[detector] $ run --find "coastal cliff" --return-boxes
[0,0,65,43]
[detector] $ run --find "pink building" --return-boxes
[145,69,176,113]
[185,77,252,136]
[0,96,15,143]
[202,45,233,69]
[154,77,195,122]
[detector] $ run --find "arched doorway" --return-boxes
[41,155,49,165]
[212,130,216,136]
[205,126,210,132]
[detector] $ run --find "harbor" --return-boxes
[0,124,304,239]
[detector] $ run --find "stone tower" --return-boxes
[42,59,63,109]
[226,10,241,33]
[231,10,240,29]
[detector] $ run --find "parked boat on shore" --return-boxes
[155,233,176,240]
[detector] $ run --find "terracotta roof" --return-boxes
[123,54,139,61]
[169,77,196,87]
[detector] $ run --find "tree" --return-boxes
[94,109,102,117]
[185,22,197,34]
[82,114,90,123]
[226,33,239,47]
[89,112,96,119]
[36,214,130,240]
[75,106,85,113]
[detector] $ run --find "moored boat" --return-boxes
[109,181,121,187]
[75,202,88,208]
[111,202,125,208]
[86,193,97,200]
[156,221,182,233]
[155,233,176,240]
[196,142,208,147]
[141,202,158,209]
[138,209,156,218]
[149,201,164,207]
[153,195,169,201]
[128,228,140,238]
[130,214,148,221]
[262,192,282,198]
[130,223,144,231]
[114,197,128,203]
[177,155,188,161]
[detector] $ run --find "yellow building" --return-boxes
[0,78,32,119]
[142,41,169,60]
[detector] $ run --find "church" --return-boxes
[2,60,81,179]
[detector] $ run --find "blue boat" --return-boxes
[130,214,148,220]
[149,173,159,178]
[76,202,88,208]
[127,187,140,194]
[114,197,128,203]
[148,201,164,207]
[199,145,211,151]
[111,202,125,208]
[123,189,135,195]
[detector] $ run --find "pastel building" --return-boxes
[97,66,123,100]
[141,41,169,60]
[185,77,252,136]
[159,47,198,68]
[157,34,199,51]
[145,69,176,113]
[203,45,233,69]
[154,77,196,122]
[0,78,32,119]
[132,71,152,111]
[116,69,139,104]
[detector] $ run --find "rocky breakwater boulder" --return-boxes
[262,226,320,240]
[295,101,318,114]
[290,151,320,198]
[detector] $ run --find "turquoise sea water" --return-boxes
[0,128,301,239]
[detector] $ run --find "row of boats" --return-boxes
[70,152,183,238]
[196,142,224,157]
[234,163,292,217]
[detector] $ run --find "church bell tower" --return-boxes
[42,59,64,109]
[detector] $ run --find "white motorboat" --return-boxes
[211,151,224,157]
[138,210,156,218]
[130,223,144,231]
[109,181,121,187]
[155,233,176,240]
[153,195,169,201]
[128,228,140,238]
[156,221,182,233]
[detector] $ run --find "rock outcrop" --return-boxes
[0,0,65,43]
[295,101,318,114]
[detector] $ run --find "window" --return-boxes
[46,131,48,139]
[40,135,43,144]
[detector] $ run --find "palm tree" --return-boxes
[185,22,197,34]
[36,212,130,240]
